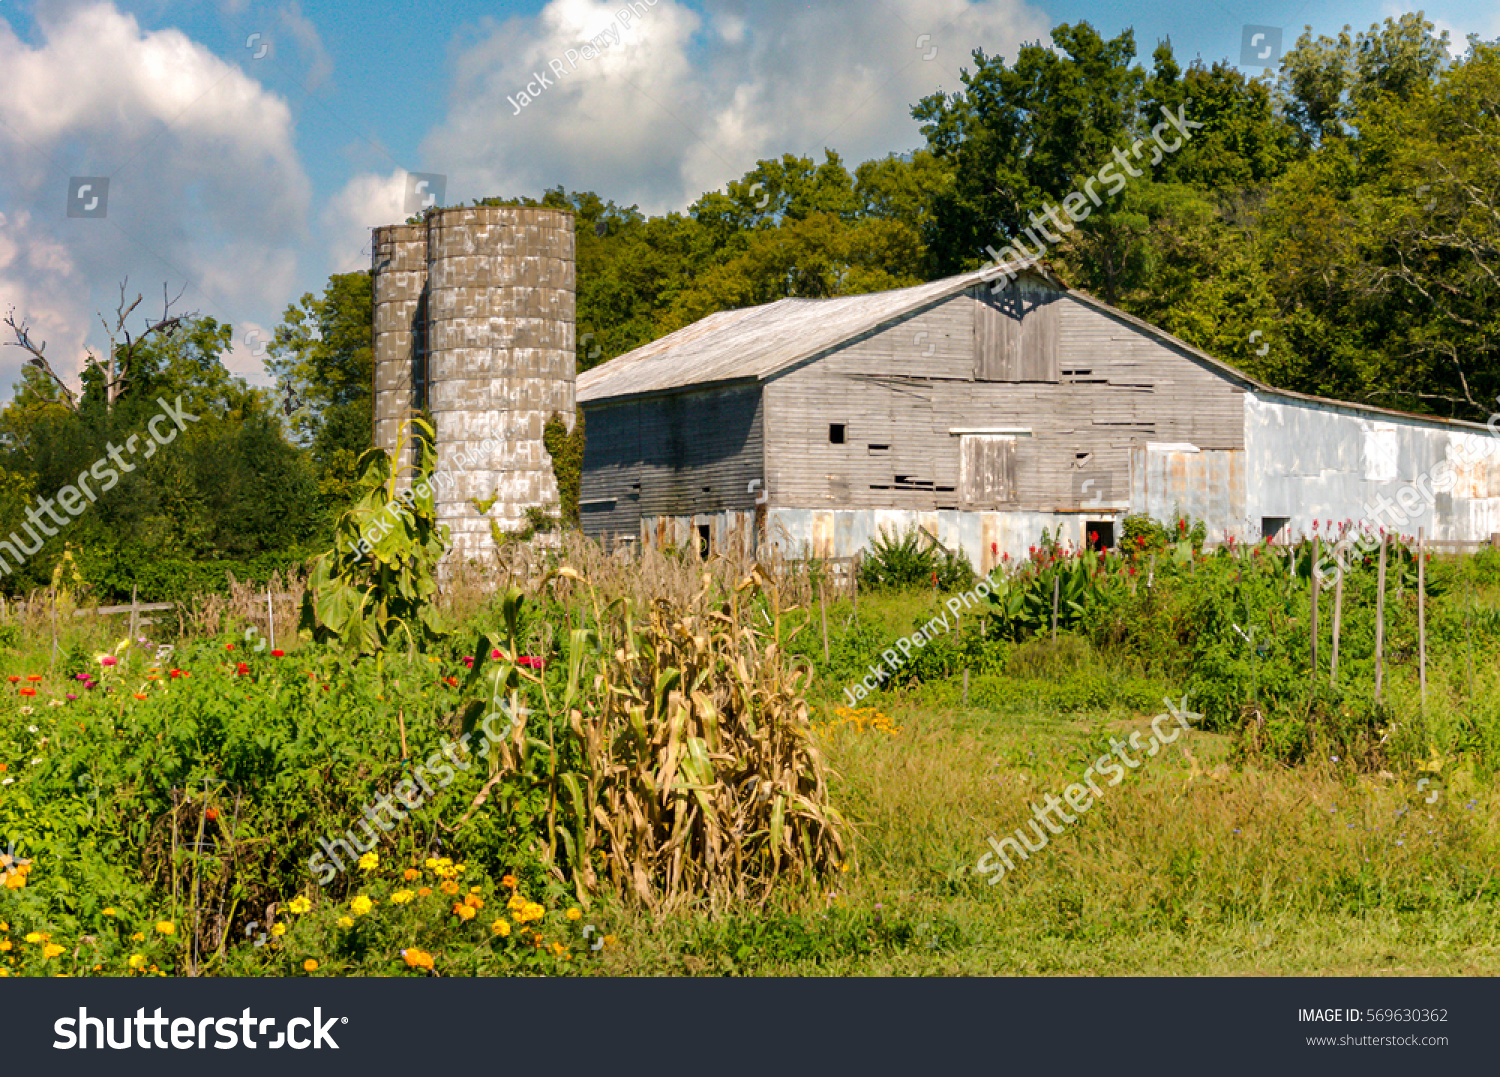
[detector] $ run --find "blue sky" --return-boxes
[0,0,1495,399]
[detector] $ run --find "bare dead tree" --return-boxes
[3,278,193,411]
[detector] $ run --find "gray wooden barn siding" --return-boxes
[579,384,763,538]
[762,284,1247,513]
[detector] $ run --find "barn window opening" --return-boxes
[829,423,846,444]
[1261,516,1291,543]
[1085,521,1115,551]
[696,524,711,559]
[868,444,890,455]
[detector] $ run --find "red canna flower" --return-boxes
[225,643,234,651]
[169,669,182,678]
[271,650,284,657]
[235,662,249,676]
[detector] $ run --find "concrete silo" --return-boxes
[370,205,576,562]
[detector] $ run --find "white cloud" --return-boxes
[321,169,407,273]
[0,2,310,397]
[420,0,1052,215]
[278,0,335,90]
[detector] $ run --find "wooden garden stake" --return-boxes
[1330,543,1344,686]
[1310,537,1320,679]
[819,577,830,664]
[1375,536,1387,705]
[1051,575,1060,642]
[963,668,970,707]
[1418,528,1427,710]
[267,588,276,652]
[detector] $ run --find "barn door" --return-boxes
[959,435,1017,508]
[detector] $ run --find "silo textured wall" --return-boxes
[371,205,576,563]
[370,223,429,472]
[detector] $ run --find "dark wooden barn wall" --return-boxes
[579,384,764,538]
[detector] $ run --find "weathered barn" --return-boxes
[576,261,1500,573]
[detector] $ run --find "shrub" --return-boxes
[858,525,974,592]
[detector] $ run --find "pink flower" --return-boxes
[491,648,504,660]
[99,655,118,667]
[518,656,545,669]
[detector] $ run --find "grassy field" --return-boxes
[586,584,1500,977]
[4,540,1499,977]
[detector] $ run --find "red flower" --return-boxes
[26,674,42,683]
[5,676,17,684]
[491,648,504,660]
[19,687,35,697]
[271,649,284,657]
[133,693,147,700]
[445,676,459,688]
[225,643,234,651]
[205,807,219,822]
[1088,531,1099,543]
[518,656,545,669]
[169,669,182,678]
[235,662,249,676]
[991,542,998,555]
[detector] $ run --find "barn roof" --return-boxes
[576,259,1493,435]
[576,260,1064,403]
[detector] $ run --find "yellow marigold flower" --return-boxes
[469,885,482,894]
[0,969,8,977]
[463,893,483,910]
[0,941,10,952]
[155,921,175,936]
[0,921,8,931]
[102,908,116,917]
[42,943,64,959]
[417,887,432,898]
[501,874,518,889]
[24,932,45,944]
[423,857,439,870]
[506,894,526,913]
[288,896,311,915]
[523,902,545,923]
[131,932,144,942]
[128,954,146,970]
[358,852,379,872]
[390,889,415,905]
[452,903,476,922]
[566,907,582,921]
[401,948,434,970]
[336,916,354,928]
[551,942,567,957]
[491,919,511,937]
[5,872,27,890]
[270,923,287,938]
[403,868,421,882]
[303,959,319,973]
[350,896,374,916]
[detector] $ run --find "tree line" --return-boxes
[1,13,1492,598]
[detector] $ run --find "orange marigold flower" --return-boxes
[401,948,434,971]
[417,887,432,897]
[403,868,421,882]
[452,903,476,921]
[501,874,518,889]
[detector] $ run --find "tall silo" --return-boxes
[423,205,576,562]
[370,223,429,475]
